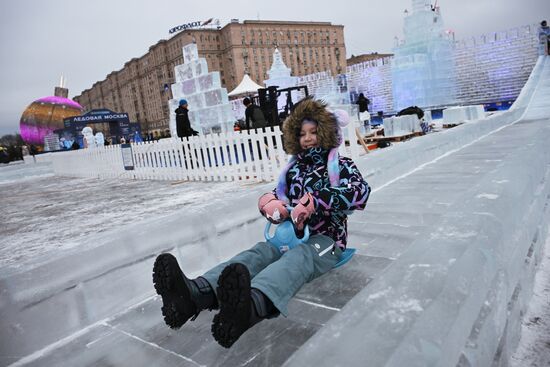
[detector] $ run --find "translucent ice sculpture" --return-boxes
[82,127,96,149]
[391,0,457,111]
[94,132,105,147]
[168,43,235,135]
[264,48,298,90]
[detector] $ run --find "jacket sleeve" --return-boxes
[314,158,370,212]
[183,112,193,134]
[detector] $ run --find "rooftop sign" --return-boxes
[169,18,214,34]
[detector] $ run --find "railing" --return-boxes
[40,124,362,182]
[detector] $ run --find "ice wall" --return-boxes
[296,72,351,107]
[169,43,234,135]
[454,24,540,106]
[345,24,539,115]
[347,57,394,115]
[295,71,333,100]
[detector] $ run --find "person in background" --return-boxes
[356,93,370,114]
[175,99,199,138]
[539,20,550,55]
[29,144,37,156]
[0,147,9,164]
[243,97,267,130]
[356,93,371,132]
[63,138,73,150]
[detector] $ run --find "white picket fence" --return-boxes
[37,124,362,183]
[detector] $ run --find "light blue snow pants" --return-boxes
[201,234,342,316]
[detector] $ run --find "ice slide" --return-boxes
[286,55,550,366]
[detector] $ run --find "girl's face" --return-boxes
[300,121,319,150]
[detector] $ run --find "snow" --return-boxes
[0,161,246,274]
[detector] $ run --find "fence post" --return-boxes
[225,130,239,182]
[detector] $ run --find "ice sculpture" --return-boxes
[383,114,422,137]
[264,48,300,112]
[391,0,456,111]
[169,43,235,135]
[94,132,105,147]
[264,48,298,90]
[82,127,96,149]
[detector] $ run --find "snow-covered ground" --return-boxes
[0,162,247,274]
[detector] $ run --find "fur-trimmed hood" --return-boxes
[282,98,340,155]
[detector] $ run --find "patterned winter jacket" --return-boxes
[276,147,370,248]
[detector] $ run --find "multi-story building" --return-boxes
[347,53,393,67]
[74,19,346,133]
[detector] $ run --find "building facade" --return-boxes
[74,19,346,133]
[346,53,393,67]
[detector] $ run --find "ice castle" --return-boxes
[169,43,234,135]
[391,0,457,111]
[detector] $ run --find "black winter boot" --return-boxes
[153,253,217,329]
[212,263,277,348]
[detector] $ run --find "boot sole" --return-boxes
[212,263,251,348]
[152,253,192,329]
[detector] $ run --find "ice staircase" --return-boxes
[2,56,550,367]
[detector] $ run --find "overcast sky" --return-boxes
[0,0,548,136]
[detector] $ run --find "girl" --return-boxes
[153,98,370,348]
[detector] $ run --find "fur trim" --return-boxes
[282,98,340,155]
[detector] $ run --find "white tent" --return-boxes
[228,74,264,97]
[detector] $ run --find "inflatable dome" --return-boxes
[20,96,84,145]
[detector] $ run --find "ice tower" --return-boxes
[169,43,234,135]
[391,0,456,111]
[264,48,299,111]
[264,48,298,89]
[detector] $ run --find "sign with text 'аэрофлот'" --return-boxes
[168,18,214,34]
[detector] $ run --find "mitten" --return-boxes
[258,193,289,224]
[291,192,316,230]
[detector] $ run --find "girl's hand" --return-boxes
[291,193,316,230]
[258,193,289,224]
